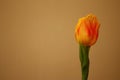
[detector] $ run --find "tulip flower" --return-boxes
[75,14,100,80]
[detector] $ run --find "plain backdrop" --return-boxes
[0,0,120,80]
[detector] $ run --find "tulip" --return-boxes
[75,14,100,80]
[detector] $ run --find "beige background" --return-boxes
[0,0,120,80]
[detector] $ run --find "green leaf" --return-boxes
[79,44,90,80]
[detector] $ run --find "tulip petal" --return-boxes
[75,14,100,46]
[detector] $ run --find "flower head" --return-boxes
[75,14,100,46]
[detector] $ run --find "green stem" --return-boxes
[79,44,90,80]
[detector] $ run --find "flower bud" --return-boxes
[75,14,100,46]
